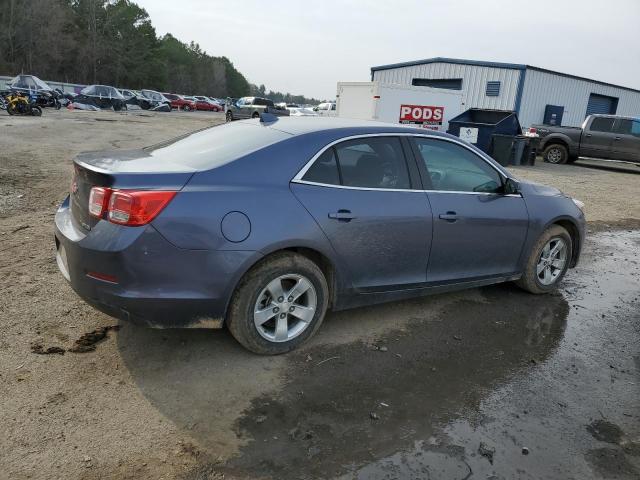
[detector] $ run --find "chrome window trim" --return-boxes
[292,179,521,197]
[292,132,517,195]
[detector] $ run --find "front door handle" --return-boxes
[328,209,355,222]
[614,136,621,141]
[438,211,459,222]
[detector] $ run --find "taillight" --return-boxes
[528,127,537,134]
[88,187,111,217]
[107,190,176,226]
[88,187,176,226]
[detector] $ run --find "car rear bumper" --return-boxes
[54,196,258,328]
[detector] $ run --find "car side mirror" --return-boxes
[503,178,520,195]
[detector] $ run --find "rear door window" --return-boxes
[590,117,615,132]
[301,137,411,190]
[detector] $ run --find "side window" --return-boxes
[334,137,410,189]
[589,117,615,132]
[614,119,634,135]
[302,148,340,185]
[632,121,640,137]
[414,138,503,193]
[331,103,336,110]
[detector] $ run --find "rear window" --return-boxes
[146,122,290,170]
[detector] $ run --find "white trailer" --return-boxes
[336,81,464,132]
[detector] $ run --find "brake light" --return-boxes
[107,190,176,226]
[88,187,111,217]
[528,127,537,134]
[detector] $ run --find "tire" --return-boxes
[226,111,233,122]
[543,144,568,164]
[227,252,329,355]
[31,106,42,116]
[516,225,572,294]
[55,100,61,110]
[7,105,16,115]
[183,105,191,112]
[252,112,260,119]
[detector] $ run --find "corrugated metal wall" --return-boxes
[372,62,521,111]
[519,69,640,127]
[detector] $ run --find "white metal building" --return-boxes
[371,57,640,128]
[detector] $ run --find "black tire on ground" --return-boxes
[543,144,569,164]
[227,252,329,355]
[226,111,233,122]
[31,106,42,116]
[183,105,191,111]
[515,225,572,294]
[252,112,260,119]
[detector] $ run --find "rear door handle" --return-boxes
[614,136,621,141]
[438,211,459,222]
[328,209,355,221]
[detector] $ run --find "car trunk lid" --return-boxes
[70,149,195,231]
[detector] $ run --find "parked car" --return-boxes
[193,96,223,111]
[533,114,640,164]
[119,89,137,99]
[54,117,585,355]
[163,93,196,111]
[73,85,127,111]
[288,107,318,117]
[313,102,337,117]
[136,90,171,112]
[225,96,290,121]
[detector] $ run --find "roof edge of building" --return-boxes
[370,57,640,94]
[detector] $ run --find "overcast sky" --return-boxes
[136,0,640,100]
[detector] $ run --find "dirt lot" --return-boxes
[1,110,639,480]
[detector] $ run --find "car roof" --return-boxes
[237,116,453,138]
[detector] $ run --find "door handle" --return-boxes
[585,133,592,138]
[328,209,355,222]
[614,136,621,141]
[438,211,459,222]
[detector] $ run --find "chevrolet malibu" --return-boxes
[54,116,586,354]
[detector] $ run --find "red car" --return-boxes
[193,96,223,112]
[163,93,196,111]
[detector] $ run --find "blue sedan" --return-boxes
[54,116,586,354]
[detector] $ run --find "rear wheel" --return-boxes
[252,112,260,119]
[516,225,572,294]
[227,253,329,355]
[543,144,568,164]
[31,106,42,116]
[226,111,233,122]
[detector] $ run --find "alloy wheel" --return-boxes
[536,237,567,285]
[253,274,317,343]
[546,147,563,164]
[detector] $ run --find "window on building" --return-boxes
[486,81,501,96]
[412,78,463,90]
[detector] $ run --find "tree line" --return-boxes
[0,0,322,103]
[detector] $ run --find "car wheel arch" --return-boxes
[222,245,340,324]
[543,216,582,268]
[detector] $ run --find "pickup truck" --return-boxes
[225,96,289,122]
[533,114,640,164]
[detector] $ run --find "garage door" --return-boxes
[586,93,618,116]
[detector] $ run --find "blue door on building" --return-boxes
[586,93,618,117]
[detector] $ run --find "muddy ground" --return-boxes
[1,110,639,480]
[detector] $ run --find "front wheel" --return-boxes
[227,253,329,355]
[182,105,191,111]
[252,112,260,119]
[543,144,568,164]
[226,111,233,122]
[31,106,42,116]
[516,225,572,294]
